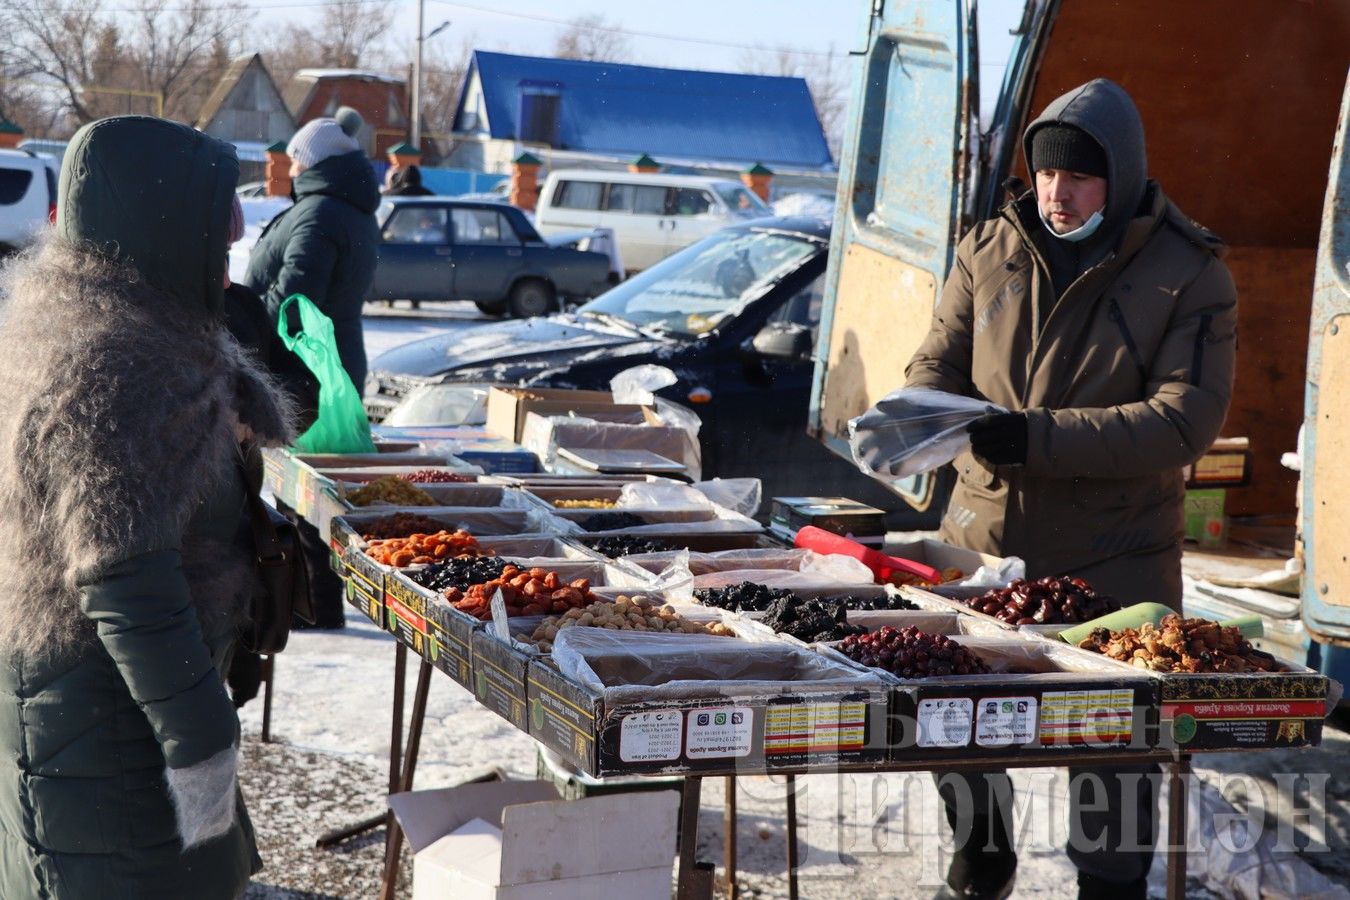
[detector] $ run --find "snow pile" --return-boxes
[772,192,835,221]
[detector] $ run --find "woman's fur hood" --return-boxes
[0,236,295,661]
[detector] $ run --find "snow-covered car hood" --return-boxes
[369,312,666,379]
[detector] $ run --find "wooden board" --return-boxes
[819,242,938,440]
[1310,318,1350,607]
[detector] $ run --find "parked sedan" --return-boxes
[366,216,932,526]
[367,198,613,317]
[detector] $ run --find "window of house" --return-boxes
[452,207,518,244]
[519,89,561,146]
[553,180,603,210]
[632,185,668,215]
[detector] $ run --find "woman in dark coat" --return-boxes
[0,117,293,898]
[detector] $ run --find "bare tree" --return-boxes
[420,37,472,150]
[740,43,851,162]
[259,0,394,91]
[0,0,117,124]
[132,0,241,121]
[553,14,631,63]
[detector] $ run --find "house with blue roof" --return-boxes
[445,51,835,194]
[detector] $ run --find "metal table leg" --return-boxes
[1166,754,1190,900]
[677,776,714,900]
[379,659,434,900]
[314,641,409,849]
[723,775,737,899]
[785,774,799,900]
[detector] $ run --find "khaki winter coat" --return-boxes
[905,186,1237,609]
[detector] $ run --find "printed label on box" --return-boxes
[620,710,684,762]
[1040,689,1134,746]
[974,696,1037,748]
[917,698,973,748]
[685,706,753,758]
[764,702,866,755]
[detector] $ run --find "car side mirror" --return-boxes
[750,322,813,361]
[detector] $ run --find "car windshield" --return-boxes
[714,184,772,218]
[577,229,819,337]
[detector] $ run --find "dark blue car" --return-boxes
[366,216,934,527]
[366,198,613,317]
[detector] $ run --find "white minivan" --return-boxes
[534,170,772,272]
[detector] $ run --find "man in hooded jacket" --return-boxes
[906,80,1237,899]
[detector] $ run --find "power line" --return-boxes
[428,0,845,59]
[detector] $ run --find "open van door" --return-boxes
[808,0,979,514]
[1302,73,1350,644]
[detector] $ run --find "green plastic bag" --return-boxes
[277,294,377,454]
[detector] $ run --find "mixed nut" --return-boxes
[398,469,474,483]
[1077,614,1280,674]
[527,594,735,652]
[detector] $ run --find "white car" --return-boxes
[533,169,771,273]
[0,150,56,254]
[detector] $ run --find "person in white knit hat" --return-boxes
[243,104,379,630]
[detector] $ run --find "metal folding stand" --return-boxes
[379,656,434,900]
[314,642,414,850]
[675,751,1192,900]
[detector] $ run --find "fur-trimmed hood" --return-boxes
[0,236,295,661]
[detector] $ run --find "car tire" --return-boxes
[474,299,506,316]
[507,279,554,319]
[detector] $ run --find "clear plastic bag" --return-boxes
[552,628,883,702]
[616,481,759,528]
[849,388,1005,480]
[610,364,704,440]
[692,478,761,518]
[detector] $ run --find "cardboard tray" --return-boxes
[382,566,642,710]
[814,629,1159,761]
[579,530,776,555]
[527,628,891,777]
[332,508,557,627]
[1036,626,1330,751]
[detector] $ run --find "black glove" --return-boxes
[966,412,1028,466]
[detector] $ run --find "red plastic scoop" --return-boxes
[794,525,945,585]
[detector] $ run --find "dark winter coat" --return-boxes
[905,81,1238,609]
[244,150,381,389]
[0,117,293,899]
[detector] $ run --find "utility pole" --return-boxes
[410,7,450,150]
[410,0,424,148]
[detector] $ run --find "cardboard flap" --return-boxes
[389,781,559,853]
[498,790,679,884]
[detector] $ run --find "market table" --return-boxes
[366,635,1202,900]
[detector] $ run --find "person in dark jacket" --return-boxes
[0,116,295,898]
[385,163,433,196]
[224,196,320,705]
[244,112,380,390]
[908,79,1237,900]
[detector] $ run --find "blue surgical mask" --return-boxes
[1042,207,1105,243]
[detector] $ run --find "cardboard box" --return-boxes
[485,387,649,443]
[527,639,891,777]
[769,497,887,547]
[1184,489,1227,547]
[386,571,478,690]
[331,508,549,628]
[1041,628,1329,751]
[520,411,697,479]
[817,628,1158,760]
[1183,437,1252,488]
[389,781,678,900]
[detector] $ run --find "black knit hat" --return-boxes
[1030,124,1107,178]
